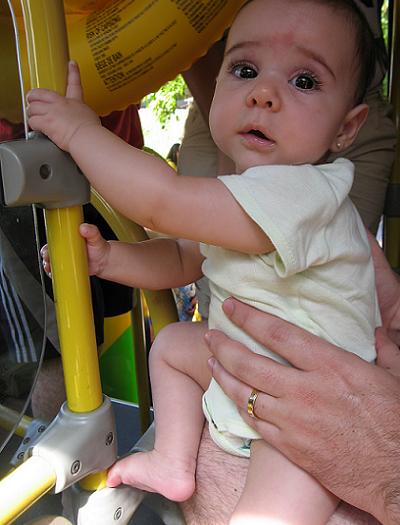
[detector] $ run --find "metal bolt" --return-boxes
[17,452,24,460]
[70,460,81,475]
[22,437,31,444]
[105,432,114,446]
[39,163,52,179]
[37,425,46,433]
[114,507,122,520]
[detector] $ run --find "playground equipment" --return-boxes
[0,0,398,523]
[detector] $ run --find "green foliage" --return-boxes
[381,0,389,47]
[144,75,187,128]
[381,0,389,98]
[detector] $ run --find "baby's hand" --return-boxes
[40,223,110,278]
[79,223,110,277]
[40,244,52,277]
[27,61,100,152]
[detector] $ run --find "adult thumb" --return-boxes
[376,327,400,377]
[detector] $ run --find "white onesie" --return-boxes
[201,158,381,457]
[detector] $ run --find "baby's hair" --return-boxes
[235,0,377,104]
[313,0,376,104]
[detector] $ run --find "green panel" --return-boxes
[100,327,139,404]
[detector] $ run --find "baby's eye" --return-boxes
[231,63,258,79]
[291,73,320,91]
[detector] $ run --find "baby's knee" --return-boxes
[149,321,182,366]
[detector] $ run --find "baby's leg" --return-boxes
[107,321,211,502]
[230,440,338,525]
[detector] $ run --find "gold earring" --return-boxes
[336,141,342,150]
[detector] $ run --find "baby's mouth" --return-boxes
[241,127,275,145]
[248,129,268,140]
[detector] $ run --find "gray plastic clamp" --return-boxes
[27,396,117,493]
[0,132,90,208]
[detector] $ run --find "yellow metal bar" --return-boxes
[44,207,102,411]
[0,456,56,524]
[0,404,32,438]
[79,471,107,492]
[20,0,102,413]
[19,0,69,92]
[17,0,106,502]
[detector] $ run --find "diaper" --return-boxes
[202,378,261,458]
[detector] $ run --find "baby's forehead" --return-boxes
[226,0,358,64]
[229,0,355,39]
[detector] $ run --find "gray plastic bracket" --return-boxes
[62,483,145,525]
[0,132,90,208]
[11,418,49,466]
[62,422,186,525]
[27,396,117,493]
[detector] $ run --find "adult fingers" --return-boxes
[222,298,343,370]
[208,353,287,429]
[376,327,400,378]
[65,61,83,101]
[205,329,298,398]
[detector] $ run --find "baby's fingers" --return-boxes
[40,245,52,277]
[27,88,60,104]
[79,223,102,245]
[66,61,83,101]
[27,101,53,123]
[40,244,49,262]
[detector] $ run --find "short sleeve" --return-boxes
[218,159,355,277]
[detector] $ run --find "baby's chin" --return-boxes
[235,158,280,173]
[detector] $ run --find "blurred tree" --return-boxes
[143,75,188,128]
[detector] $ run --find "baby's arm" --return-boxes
[42,223,204,290]
[27,62,273,256]
[97,235,204,290]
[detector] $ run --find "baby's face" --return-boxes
[209,0,360,173]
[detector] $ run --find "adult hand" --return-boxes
[206,297,400,525]
[369,233,400,374]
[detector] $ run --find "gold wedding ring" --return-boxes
[247,388,259,418]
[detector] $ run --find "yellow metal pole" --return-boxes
[0,404,31,438]
[7,0,106,502]
[20,0,102,412]
[0,456,56,524]
[44,206,103,411]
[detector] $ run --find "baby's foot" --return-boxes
[106,449,196,502]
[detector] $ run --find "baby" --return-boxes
[31,1,380,523]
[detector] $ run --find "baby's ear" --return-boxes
[330,103,369,153]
